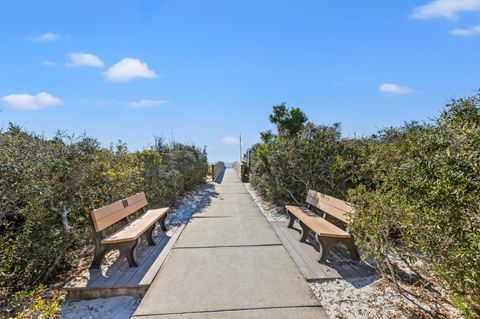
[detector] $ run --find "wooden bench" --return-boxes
[285,190,360,263]
[89,192,169,269]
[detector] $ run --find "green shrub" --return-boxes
[0,125,208,292]
[248,97,480,316]
[250,122,356,204]
[348,96,480,315]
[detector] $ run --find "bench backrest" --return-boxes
[91,192,148,232]
[306,190,354,223]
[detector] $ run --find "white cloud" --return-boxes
[29,32,60,42]
[1,92,63,110]
[411,0,480,20]
[379,83,413,94]
[42,60,56,67]
[128,99,167,108]
[222,136,240,145]
[104,58,157,82]
[66,53,104,68]
[449,24,480,35]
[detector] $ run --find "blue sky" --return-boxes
[1,0,480,162]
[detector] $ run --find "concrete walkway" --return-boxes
[132,168,328,318]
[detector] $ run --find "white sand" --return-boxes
[244,182,287,222]
[60,296,139,319]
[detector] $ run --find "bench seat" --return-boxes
[285,190,360,262]
[285,205,350,239]
[102,208,169,244]
[89,192,169,269]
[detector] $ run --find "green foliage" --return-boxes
[251,122,356,203]
[248,97,480,316]
[0,126,208,291]
[268,102,308,137]
[157,141,208,191]
[348,97,480,315]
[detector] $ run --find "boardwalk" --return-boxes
[132,168,328,318]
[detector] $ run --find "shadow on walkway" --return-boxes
[166,183,223,226]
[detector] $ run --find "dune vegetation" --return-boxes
[0,127,208,318]
[247,95,480,317]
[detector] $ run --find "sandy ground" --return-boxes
[60,296,139,319]
[245,183,464,319]
[60,183,213,319]
[244,182,287,222]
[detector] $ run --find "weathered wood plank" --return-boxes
[101,208,169,244]
[271,220,373,280]
[306,190,353,223]
[64,226,182,300]
[286,205,350,238]
[270,222,316,279]
[92,192,148,231]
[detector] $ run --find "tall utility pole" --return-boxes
[239,133,242,163]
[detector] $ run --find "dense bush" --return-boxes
[0,125,208,291]
[248,97,480,315]
[250,123,352,203]
[348,96,480,314]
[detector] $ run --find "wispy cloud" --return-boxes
[29,32,60,42]
[411,0,480,20]
[449,24,480,35]
[1,92,63,110]
[42,60,56,67]
[221,136,240,145]
[104,58,157,82]
[128,99,167,108]
[66,52,104,68]
[379,83,413,94]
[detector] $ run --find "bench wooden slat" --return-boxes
[92,192,148,232]
[306,190,354,223]
[286,205,350,239]
[101,207,169,244]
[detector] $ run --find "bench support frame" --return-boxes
[159,213,167,232]
[89,213,167,269]
[287,211,296,228]
[315,234,360,263]
[286,210,360,263]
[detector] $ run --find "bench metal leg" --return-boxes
[299,220,310,242]
[287,211,296,228]
[159,214,168,232]
[90,246,107,269]
[119,240,139,267]
[316,235,360,263]
[316,235,337,263]
[346,238,361,261]
[145,224,156,246]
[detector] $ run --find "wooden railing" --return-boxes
[211,161,226,182]
[233,161,249,182]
